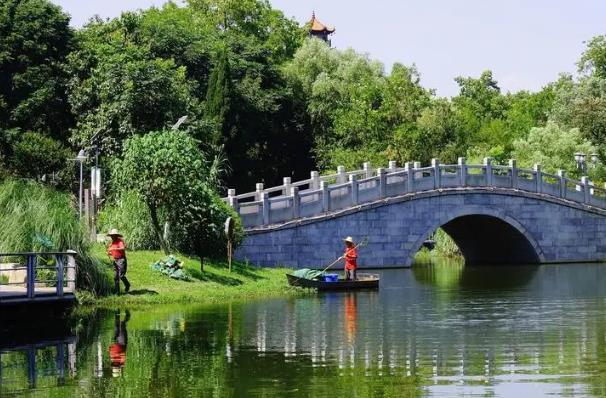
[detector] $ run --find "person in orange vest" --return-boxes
[107,229,131,294]
[342,236,358,281]
[109,309,130,377]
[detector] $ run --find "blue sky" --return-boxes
[51,0,606,97]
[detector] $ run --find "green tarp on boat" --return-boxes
[292,268,325,280]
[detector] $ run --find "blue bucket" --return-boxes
[324,274,339,282]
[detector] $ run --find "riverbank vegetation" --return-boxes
[0,179,111,294]
[84,246,303,307]
[3,0,606,297]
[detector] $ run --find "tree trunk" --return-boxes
[200,255,204,272]
[148,203,169,255]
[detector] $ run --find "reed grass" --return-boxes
[434,228,462,258]
[0,179,112,295]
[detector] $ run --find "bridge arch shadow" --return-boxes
[409,208,546,266]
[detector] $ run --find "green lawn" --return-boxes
[86,245,307,307]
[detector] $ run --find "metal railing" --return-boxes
[0,251,77,302]
[225,157,606,228]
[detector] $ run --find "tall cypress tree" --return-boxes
[205,48,232,145]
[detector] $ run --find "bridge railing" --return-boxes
[227,157,606,228]
[0,251,77,303]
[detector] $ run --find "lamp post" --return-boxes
[76,150,87,218]
[574,152,587,175]
[575,152,599,176]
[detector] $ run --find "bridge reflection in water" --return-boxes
[3,263,606,396]
[0,336,76,394]
[233,264,606,395]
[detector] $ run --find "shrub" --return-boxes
[10,131,70,179]
[98,190,159,250]
[169,188,243,269]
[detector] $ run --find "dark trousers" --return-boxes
[345,268,357,281]
[113,258,130,294]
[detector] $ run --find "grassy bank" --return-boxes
[85,246,306,307]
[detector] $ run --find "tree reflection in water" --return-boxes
[3,262,606,397]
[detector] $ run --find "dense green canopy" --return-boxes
[3,0,606,258]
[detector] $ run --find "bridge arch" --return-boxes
[236,190,606,268]
[408,207,546,266]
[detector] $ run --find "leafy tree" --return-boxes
[285,39,391,169]
[112,130,211,253]
[205,47,233,145]
[10,131,69,179]
[170,185,242,270]
[381,63,433,128]
[0,0,74,174]
[453,70,506,121]
[187,0,304,64]
[551,75,606,160]
[578,35,606,78]
[113,130,241,268]
[68,41,193,155]
[512,122,604,180]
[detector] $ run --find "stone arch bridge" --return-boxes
[225,158,606,268]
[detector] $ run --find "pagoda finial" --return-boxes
[312,10,315,20]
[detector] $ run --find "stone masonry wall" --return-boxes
[235,188,606,269]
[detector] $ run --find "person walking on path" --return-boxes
[343,236,358,281]
[107,229,131,294]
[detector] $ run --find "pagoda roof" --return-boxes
[308,12,335,33]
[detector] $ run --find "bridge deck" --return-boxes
[225,158,606,229]
[0,286,75,304]
[0,252,77,307]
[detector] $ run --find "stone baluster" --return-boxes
[227,189,239,212]
[310,171,320,190]
[261,192,270,225]
[363,162,372,178]
[26,254,35,298]
[282,177,291,196]
[557,170,566,198]
[349,175,359,205]
[483,157,492,186]
[337,165,347,183]
[67,250,77,293]
[509,159,518,189]
[388,160,397,173]
[404,162,414,192]
[255,183,264,201]
[321,181,329,212]
[413,161,421,181]
[533,164,542,193]
[581,176,590,203]
[458,157,467,187]
[56,254,64,296]
[431,158,440,189]
[378,168,386,198]
[291,186,300,218]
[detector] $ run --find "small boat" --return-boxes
[286,273,379,291]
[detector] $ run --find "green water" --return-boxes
[3,261,606,397]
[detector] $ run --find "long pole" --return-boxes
[78,161,83,218]
[321,238,368,273]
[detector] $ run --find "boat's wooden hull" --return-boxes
[286,273,379,291]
